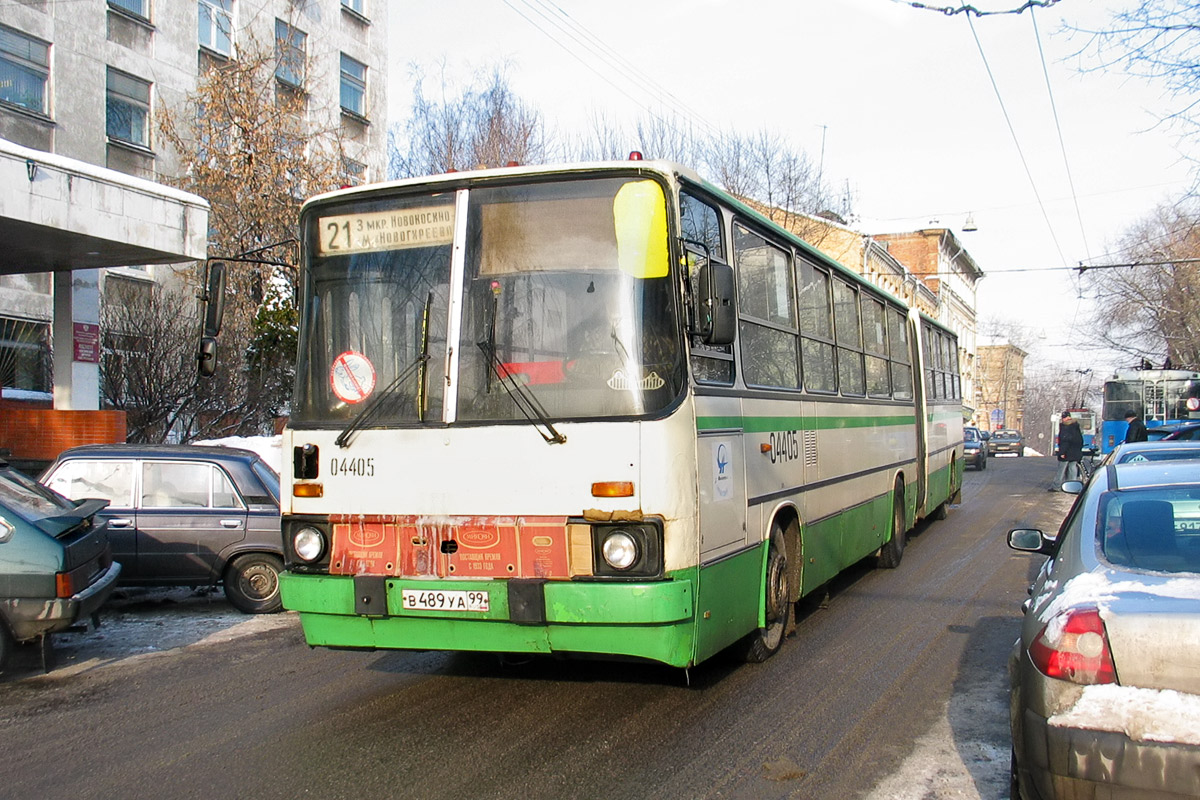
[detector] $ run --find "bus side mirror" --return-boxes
[203,260,227,337]
[198,336,219,378]
[696,262,735,345]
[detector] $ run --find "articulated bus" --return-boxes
[1100,368,1200,453]
[276,159,964,668]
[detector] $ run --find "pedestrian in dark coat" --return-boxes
[1124,410,1148,443]
[1053,411,1084,490]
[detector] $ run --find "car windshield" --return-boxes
[965,428,980,442]
[0,466,75,522]
[1098,487,1200,574]
[995,431,1020,440]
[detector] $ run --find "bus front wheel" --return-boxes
[738,527,791,663]
[878,492,906,569]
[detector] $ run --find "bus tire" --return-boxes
[224,553,284,614]
[878,491,906,569]
[737,526,791,663]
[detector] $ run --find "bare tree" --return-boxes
[1070,2,1200,173]
[1081,201,1200,368]
[154,30,349,436]
[390,65,551,178]
[101,277,245,442]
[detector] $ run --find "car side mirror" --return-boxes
[1008,528,1054,555]
[1061,480,1084,495]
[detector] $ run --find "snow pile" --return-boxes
[1050,684,1200,745]
[194,435,282,474]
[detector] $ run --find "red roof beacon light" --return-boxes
[628,151,643,161]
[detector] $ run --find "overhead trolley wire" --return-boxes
[502,0,719,139]
[965,11,1071,269]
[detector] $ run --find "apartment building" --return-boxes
[0,0,388,460]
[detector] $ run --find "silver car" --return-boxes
[1007,460,1200,799]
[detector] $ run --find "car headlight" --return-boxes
[601,530,640,570]
[293,526,326,562]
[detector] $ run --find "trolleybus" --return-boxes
[275,158,964,668]
[1100,368,1200,453]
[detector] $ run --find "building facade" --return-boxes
[0,0,388,455]
[975,341,1027,433]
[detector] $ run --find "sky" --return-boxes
[387,0,1194,390]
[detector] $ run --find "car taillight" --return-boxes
[1029,607,1117,684]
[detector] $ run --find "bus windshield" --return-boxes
[1104,377,1200,422]
[293,176,686,426]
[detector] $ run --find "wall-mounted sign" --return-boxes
[73,322,100,364]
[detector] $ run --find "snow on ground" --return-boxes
[36,587,298,679]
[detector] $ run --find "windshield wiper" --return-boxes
[478,289,566,445]
[335,292,434,449]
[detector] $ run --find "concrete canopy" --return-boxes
[0,137,209,274]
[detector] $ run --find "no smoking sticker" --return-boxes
[330,351,377,404]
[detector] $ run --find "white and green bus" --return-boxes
[277,158,964,668]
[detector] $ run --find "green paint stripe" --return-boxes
[698,414,916,432]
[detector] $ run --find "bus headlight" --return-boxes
[293,526,326,562]
[589,521,663,578]
[601,530,640,570]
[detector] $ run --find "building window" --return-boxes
[108,0,148,20]
[0,318,51,395]
[106,68,151,147]
[340,157,366,187]
[199,0,234,57]
[0,25,50,116]
[341,0,366,16]
[274,20,306,88]
[339,53,366,117]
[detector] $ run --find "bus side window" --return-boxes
[680,191,735,385]
[832,278,864,396]
[888,307,913,400]
[734,223,799,390]
[798,261,836,393]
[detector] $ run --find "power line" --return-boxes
[965,11,1071,268]
[1030,9,1092,265]
[897,0,1064,16]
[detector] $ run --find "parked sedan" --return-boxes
[1162,422,1200,441]
[988,429,1024,457]
[42,445,283,614]
[1007,460,1200,799]
[964,426,988,470]
[0,460,121,671]
[1104,440,1200,465]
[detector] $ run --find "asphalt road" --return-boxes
[0,454,1072,800]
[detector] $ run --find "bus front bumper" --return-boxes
[279,572,697,667]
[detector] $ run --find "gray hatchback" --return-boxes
[1007,461,1200,799]
[42,444,283,614]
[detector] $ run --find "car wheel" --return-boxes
[878,492,905,569]
[224,553,284,614]
[737,526,790,663]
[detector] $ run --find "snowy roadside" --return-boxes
[28,587,300,679]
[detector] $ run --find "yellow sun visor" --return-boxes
[613,180,669,279]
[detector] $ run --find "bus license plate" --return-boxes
[401,589,490,612]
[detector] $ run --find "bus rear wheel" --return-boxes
[738,527,791,663]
